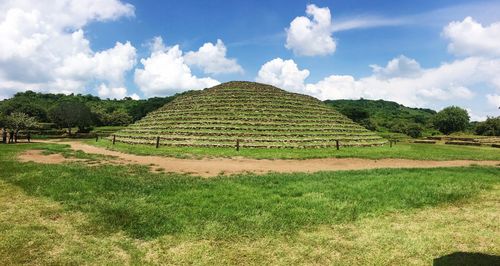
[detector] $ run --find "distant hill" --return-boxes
[325,99,438,136]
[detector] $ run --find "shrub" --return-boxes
[49,100,92,135]
[432,106,469,135]
[475,116,500,136]
[404,123,423,138]
[359,118,378,131]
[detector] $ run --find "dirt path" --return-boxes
[25,140,500,177]
[18,150,78,164]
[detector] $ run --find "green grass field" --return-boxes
[89,139,500,161]
[0,143,499,264]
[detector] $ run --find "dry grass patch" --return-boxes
[142,187,500,265]
[1,179,498,265]
[0,180,143,265]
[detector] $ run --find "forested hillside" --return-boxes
[0,91,183,126]
[325,99,439,137]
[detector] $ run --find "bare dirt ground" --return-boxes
[20,140,500,177]
[18,150,80,164]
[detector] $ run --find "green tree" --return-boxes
[359,118,378,131]
[6,112,38,142]
[107,110,133,126]
[49,101,92,135]
[0,98,48,121]
[404,123,423,138]
[338,107,370,122]
[432,106,470,135]
[475,116,500,136]
[0,112,6,128]
[90,106,133,126]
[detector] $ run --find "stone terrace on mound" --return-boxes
[113,81,386,148]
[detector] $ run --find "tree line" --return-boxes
[326,99,499,137]
[1,92,499,141]
[0,90,182,140]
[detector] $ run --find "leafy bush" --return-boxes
[49,100,92,135]
[389,121,407,133]
[359,118,378,131]
[475,116,500,136]
[338,107,370,122]
[432,106,469,135]
[404,123,423,138]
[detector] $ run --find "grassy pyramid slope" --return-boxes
[113,81,386,148]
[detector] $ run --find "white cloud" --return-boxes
[486,94,500,108]
[0,0,134,30]
[285,4,336,56]
[129,93,140,100]
[0,0,136,98]
[332,16,405,32]
[255,58,309,92]
[255,56,500,108]
[97,84,131,99]
[184,39,243,75]
[55,38,136,86]
[466,108,487,122]
[134,37,220,97]
[443,17,500,57]
[370,55,422,79]
[305,57,487,106]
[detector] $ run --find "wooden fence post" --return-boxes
[156,136,160,148]
[112,134,116,145]
[336,140,340,150]
[236,139,240,151]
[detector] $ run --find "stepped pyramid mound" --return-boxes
[114,81,386,148]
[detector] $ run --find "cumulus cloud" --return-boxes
[97,83,139,99]
[256,56,500,108]
[134,37,220,97]
[55,38,136,86]
[370,55,422,79]
[307,56,490,106]
[285,4,336,56]
[466,108,487,122]
[97,84,126,99]
[443,17,500,57]
[184,39,243,75]
[0,0,136,98]
[0,0,134,30]
[255,58,310,92]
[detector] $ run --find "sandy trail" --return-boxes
[24,140,500,177]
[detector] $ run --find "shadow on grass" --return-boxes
[433,252,500,266]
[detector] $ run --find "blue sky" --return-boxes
[1,0,500,120]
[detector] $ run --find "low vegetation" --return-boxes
[91,139,500,160]
[326,98,437,136]
[0,90,180,136]
[475,116,500,136]
[0,143,499,264]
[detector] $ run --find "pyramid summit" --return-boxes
[114,81,386,148]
